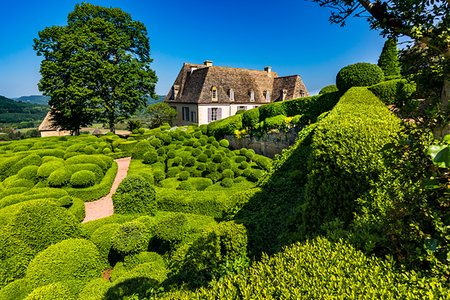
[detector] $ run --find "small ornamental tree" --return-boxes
[378,38,401,78]
[145,103,177,128]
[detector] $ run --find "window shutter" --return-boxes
[208,108,212,123]
[218,108,222,120]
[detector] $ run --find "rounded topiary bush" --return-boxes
[178,171,190,181]
[111,221,151,256]
[319,84,339,94]
[25,239,102,295]
[70,170,96,188]
[90,223,121,265]
[143,150,158,164]
[222,169,234,179]
[16,165,39,181]
[24,282,75,300]
[7,200,81,254]
[37,161,64,178]
[221,178,234,188]
[336,62,384,92]
[48,168,71,187]
[112,174,156,215]
[153,169,165,183]
[177,181,193,190]
[219,139,230,148]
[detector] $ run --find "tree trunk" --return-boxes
[433,79,450,138]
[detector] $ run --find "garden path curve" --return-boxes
[82,157,131,223]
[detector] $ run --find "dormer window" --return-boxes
[280,89,287,101]
[170,87,175,100]
[300,90,305,97]
[211,86,218,102]
[250,90,255,102]
[229,89,235,101]
[265,90,270,102]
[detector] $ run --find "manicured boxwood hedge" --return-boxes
[112,174,156,215]
[170,237,448,299]
[368,79,416,105]
[304,87,401,233]
[5,199,82,254]
[24,282,75,300]
[65,161,118,202]
[25,238,103,296]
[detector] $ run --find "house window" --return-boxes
[212,86,218,102]
[300,90,305,97]
[238,106,246,111]
[170,87,175,100]
[229,89,234,101]
[250,90,255,102]
[265,90,270,102]
[191,111,196,123]
[208,107,222,122]
[211,108,218,121]
[280,90,287,101]
[182,107,190,121]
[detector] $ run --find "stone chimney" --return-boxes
[204,60,213,67]
[264,66,272,75]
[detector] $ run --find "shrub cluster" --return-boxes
[112,174,157,215]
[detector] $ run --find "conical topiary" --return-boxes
[378,38,401,78]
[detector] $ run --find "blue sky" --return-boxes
[0,0,386,98]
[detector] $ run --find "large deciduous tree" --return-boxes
[34,3,157,134]
[312,0,449,135]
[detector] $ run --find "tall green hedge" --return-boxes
[368,79,416,105]
[378,38,401,78]
[171,237,448,299]
[207,114,243,139]
[304,87,401,233]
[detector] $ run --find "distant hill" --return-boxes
[0,95,49,124]
[13,94,163,106]
[14,95,50,105]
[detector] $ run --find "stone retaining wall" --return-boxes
[225,127,301,158]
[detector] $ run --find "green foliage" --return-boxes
[258,101,286,121]
[171,221,248,287]
[180,237,448,299]
[219,139,229,148]
[303,87,400,234]
[70,170,96,188]
[336,63,384,92]
[242,108,260,129]
[221,178,234,188]
[77,278,111,300]
[143,150,158,164]
[36,160,64,178]
[378,38,401,77]
[178,171,190,181]
[132,140,153,159]
[33,3,157,134]
[0,278,33,300]
[207,114,243,139]
[90,223,120,266]
[368,79,416,106]
[5,199,82,254]
[66,163,104,182]
[264,114,287,130]
[319,84,339,94]
[16,165,39,181]
[48,168,72,187]
[25,239,102,295]
[65,161,118,202]
[146,102,177,128]
[112,174,157,215]
[111,221,151,256]
[25,282,75,300]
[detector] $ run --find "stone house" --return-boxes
[164,61,309,125]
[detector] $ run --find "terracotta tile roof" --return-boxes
[164,62,309,104]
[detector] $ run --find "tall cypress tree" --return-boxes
[378,38,401,79]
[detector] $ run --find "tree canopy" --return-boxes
[312,0,449,135]
[34,3,157,134]
[145,103,177,128]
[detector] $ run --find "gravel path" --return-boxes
[82,157,131,223]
